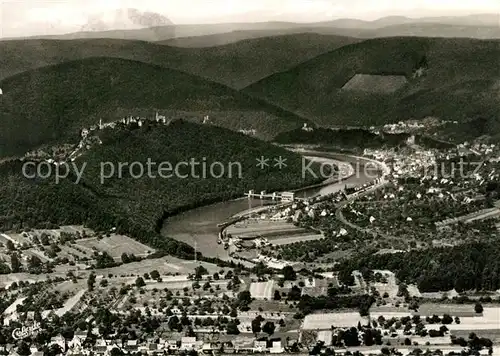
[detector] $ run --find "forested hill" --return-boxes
[337,241,500,293]
[0,57,309,158]
[274,128,411,150]
[0,121,322,259]
[244,37,500,133]
[274,127,456,150]
[0,34,359,88]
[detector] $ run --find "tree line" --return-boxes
[337,241,500,292]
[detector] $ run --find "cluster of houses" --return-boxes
[3,333,289,356]
[458,142,498,157]
[301,123,313,132]
[238,128,257,136]
[364,147,436,179]
[22,112,175,163]
[81,112,170,139]
[379,117,453,134]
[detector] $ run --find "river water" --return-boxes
[160,152,382,259]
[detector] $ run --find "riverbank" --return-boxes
[161,151,387,259]
[228,155,355,220]
[292,155,355,195]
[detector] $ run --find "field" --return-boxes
[86,257,221,278]
[226,219,307,239]
[454,330,500,343]
[0,232,30,246]
[32,225,93,238]
[249,280,275,300]
[425,307,500,331]
[138,275,231,291]
[284,278,334,298]
[268,234,324,246]
[341,74,408,93]
[49,289,86,317]
[0,273,60,289]
[303,312,367,329]
[2,226,157,264]
[74,234,154,259]
[227,217,323,247]
[317,330,333,346]
[53,279,88,293]
[248,300,299,313]
[413,303,481,317]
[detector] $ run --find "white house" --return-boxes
[270,340,284,353]
[180,337,197,350]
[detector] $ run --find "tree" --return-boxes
[28,255,42,269]
[121,253,130,264]
[475,303,484,314]
[87,273,96,291]
[441,314,453,324]
[168,315,180,331]
[110,348,123,356]
[363,328,376,346]
[273,290,282,301]
[236,291,252,311]
[6,240,18,251]
[288,285,302,301]
[251,317,261,335]
[10,253,21,273]
[40,233,50,246]
[150,270,160,280]
[282,265,296,281]
[135,277,146,288]
[226,320,240,335]
[262,321,275,336]
[17,341,31,356]
[194,265,208,280]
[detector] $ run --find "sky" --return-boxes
[1,0,499,38]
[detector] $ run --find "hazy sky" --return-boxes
[1,0,499,38]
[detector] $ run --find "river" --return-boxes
[160,151,383,259]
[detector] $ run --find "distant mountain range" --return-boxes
[317,13,500,29]
[3,13,499,42]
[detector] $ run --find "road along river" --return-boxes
[161,151,384,260]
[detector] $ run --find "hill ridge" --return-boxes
[243,36,500,134]
[0,56,311,157]
[0,34,360,88]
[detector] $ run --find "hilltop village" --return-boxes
[1,115,500,356]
